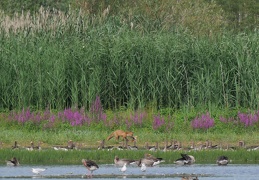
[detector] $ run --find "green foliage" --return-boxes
[1,12,259,111]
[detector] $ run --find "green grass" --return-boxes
[1,127,259,150]
[1,148,259,165]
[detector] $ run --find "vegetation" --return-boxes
[0,6,259,110]
[1,0,259,164]
[1,148,259,165]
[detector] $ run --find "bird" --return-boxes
[120,163,127,173]
[138,154,165,167]
[82,159,99,178]
[32,168,46,174]
[114,156,136,166]
[140,163,146,172]
[145,154,165,166]
[11,141,19,150]
[98,145,114,151]
[53,140,75,151]
[67,140,76,149]
[33,141,42,150]
[216,156,229,165]
[127,139,138,150]
[174,153,195,165]
[127,145,138,150]
[6,157,19,166]
[182,176,199,180]
[145,142,158,151]
[53,146,68,151]
[26,141,34,151]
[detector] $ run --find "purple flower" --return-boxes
[238,111,259,127]
[129,111,146,127]
[191,112,215,130]
[153,114,165,130]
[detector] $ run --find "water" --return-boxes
[0,164,259,179]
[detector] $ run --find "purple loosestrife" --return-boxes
[43,108,51,120]
[62,108,91,126]
[12,107,32,124]
[238,111,259,127]
[50,115,56,122]
[90,96,106,123]
[152,115,173,131]
[30,112,41,125]
[129,111,146,127]
[191,112,215,130]
[8,107,47,125]
[153,114,165,130]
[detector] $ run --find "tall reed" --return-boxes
[0,6,259,111]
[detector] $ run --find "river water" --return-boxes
[0,163,258,179]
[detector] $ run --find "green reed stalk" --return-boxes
[0,8,259,111]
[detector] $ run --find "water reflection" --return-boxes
[0,164,259,179]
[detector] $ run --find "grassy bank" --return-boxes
[1,147,259,165]
[1,127,259,151]
[1,105,259,149]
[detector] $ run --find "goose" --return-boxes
[216,156,229,165]
[53,140,74,151]
[67,140,76,149]
[32,168,47,174]
[120,163,127,173]
[145,142,159,151]
[98,145,114,151]
[174,153,195,165]
[116,146,125,150]
[138,154,165,167]
[140,163,147,172]
[33,141,42,150]
[182,176,199,180]
[246,145,259,151]
[82,159,99,178]
[128,139,138,150]
[53,146,68,151]
[11,141,19,150]
[26,141,34,151]
[6,157,19,166]
[127,140,138,150]
[127,145,138,150]
[114,156,136,166]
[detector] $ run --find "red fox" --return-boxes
[107,130,136,141]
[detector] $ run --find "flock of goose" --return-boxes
[7,139,256,152]
[5,153,229,179]
[4,139,231,179]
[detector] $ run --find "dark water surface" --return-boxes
[0,164,258,179]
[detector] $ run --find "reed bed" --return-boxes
[1,6,259,111]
